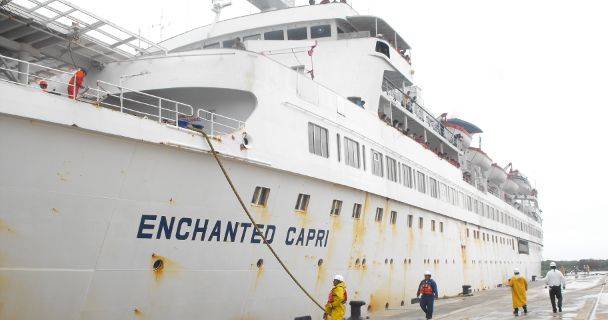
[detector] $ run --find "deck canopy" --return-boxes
[346,15,410,50]
[0,0,165,77]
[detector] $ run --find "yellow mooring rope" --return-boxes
[198,129,325,312]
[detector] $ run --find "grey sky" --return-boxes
[77,0,607,260]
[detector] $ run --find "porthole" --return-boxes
[318,259,324,267]
[256,259,264,268]
[153,259,163,271]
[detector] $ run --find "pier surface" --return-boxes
[376,273,607,319]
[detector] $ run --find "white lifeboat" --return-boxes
[487,163,507,185]
[445,123,472,148]
[503,179,519,195]
[509,170,532,195]
[466,147,492,172]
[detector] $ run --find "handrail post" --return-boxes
[119,87,124,112]
[158,98,162,123]
[211,113,215,136]
[25,62,30,85]
[175,101,178,126]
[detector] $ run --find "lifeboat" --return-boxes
[503,179,519,195]
[487,163,507,185]
[508,170,532,195]
[466,147,492,172]
[445,123,472,148]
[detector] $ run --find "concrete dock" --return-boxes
[375,273,607,319]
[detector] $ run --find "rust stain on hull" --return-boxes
[133,308,144,318]
[151,253,179,284]
[0,219,15,234]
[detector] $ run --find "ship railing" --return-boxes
[381,78,458,147]
[0,53,244,136]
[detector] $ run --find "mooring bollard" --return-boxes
[348,300,366,320]
[294,316,311,320]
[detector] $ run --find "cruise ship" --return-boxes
[0,0,543,319]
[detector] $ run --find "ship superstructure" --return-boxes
[0,0,542,319]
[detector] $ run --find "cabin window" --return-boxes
[431,220,436,232]
[371,150,384,177]
[467,196,473,211]
[352,203,362,219]
[251,186,270,206]
[308,122,329,158]
[344,137,360,168]
[390,211,397,224]
[474,199,479,214]
[440,222,444,232]
[417,171,426,193]
[375,41,390,58]
[264,30,284,40]
[386,156,397,182]
[362,145,366,170]
[466,228,470,238]
[407,214,413,228]
[336,134,341,162]
[287,27,307,40]
[203,42,220,49]
[222,39,236,48]
[330,200,342,216]
[418,217,424,229]
[295,194,310,211]
[402,164,413,188]
[310,24,331,39]
[243,34,261,41]
[429,177,438,198]
[375,208,383,222]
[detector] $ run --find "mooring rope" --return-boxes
[198,129,325,312]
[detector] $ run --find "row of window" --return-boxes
[205,24,332,49]
[469,229,517,250]
[306,122,542,239]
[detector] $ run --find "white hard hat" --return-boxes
[424,270,431,276]
[514,268,520,274]
[334,274,344,282]
[550,262,557,267]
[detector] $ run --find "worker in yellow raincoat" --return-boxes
[508,268,528,316]
[323,274,347,320]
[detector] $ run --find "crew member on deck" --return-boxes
[544,261,566,313]
[417,271,438,319]
[509,268,528,316]
[68,68,87,99]
[323,275,347,320]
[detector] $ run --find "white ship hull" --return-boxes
[1,81,542,319]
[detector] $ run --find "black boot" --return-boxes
[513,308,519,316]
[523,305,527,314]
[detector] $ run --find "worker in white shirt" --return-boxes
[544,261,566,313]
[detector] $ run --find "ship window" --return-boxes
[440,183,448,202]
[336,134,341,162]
[474,199,479,214]
[362,145,366,170]
[287,27,307,40]
[466,228,470,238]
[344,137,360,168]
[251,186,270,206]
[467,196,473,211]
[390,211,397,224]
[386,156,397,182]
[375,41,390,58]
[243,34,261,41]
[203,42,220,49]
[402,164,413,188]
[440,222,444,232]
[429,177,438,198]
[295,193,310,211]
[222,38,236,48]
[352,203,362,219]
[308,122,329,158]
[417,171,426,193]
[264,30,284,40]
[418,217,423,229]
[330,200,343,216]
[310,24,331,39]
[375,207,383,222]
[407,214,413,228]
[431,220,436,232]
[371,150,384,177]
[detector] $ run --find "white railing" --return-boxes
[0,53,245,136]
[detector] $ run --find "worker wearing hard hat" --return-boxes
[416,271,438,319]
[323,274,347,320]
[508,268,528,316]
[68,68,87,99]
[544,261,566,313]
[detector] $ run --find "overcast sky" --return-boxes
[75,0,607,260]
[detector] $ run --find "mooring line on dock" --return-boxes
[588,276,606,320]
[198,130,325,312]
